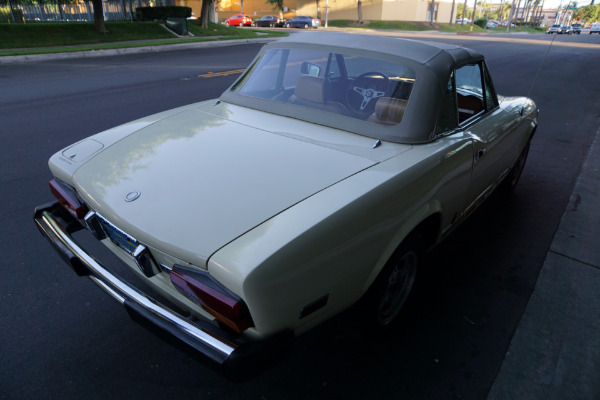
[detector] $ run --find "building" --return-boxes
[205,0,298,20]
[295,0,457,24]
[184,0,457,24]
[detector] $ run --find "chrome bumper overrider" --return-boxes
[33,201,292,379]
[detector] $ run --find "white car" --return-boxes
[547,24,561,34]
[590,22,600,34]
[34,32,537,379]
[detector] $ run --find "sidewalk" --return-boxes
[488,126,600,399]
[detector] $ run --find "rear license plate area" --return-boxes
[97,216,138,254]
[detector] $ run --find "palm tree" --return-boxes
[357,0,363,22]
[461,0,469,23]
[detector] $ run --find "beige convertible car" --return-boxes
[34,32,537,378]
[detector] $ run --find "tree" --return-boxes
[265,0,285,19]
[199,0,211,28]
[470,0,477,28]
[429,0,435,24]
[506,0,517,30]
[357,0,362,22]
[2,0,17,22]
[524,0,532,25]
[461,0,469,22]
[573,4,600,22]
[90,0,107,32]
[450,0,457,25]
[498,0,506,21]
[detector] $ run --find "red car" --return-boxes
[225,14,252,27]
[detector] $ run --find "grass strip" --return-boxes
[0,21,286,52]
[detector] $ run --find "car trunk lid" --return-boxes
[72,108,379,268]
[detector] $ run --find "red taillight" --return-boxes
[49,178,88,219]
[170,265,252,333]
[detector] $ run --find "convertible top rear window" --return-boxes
[231,48,417,127]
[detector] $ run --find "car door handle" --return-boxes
[476,148,487,160]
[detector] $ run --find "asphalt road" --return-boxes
[1,33,599,400]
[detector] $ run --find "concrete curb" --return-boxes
[0,37,278,64]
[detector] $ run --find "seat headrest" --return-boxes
[294,75,326,104]
[373,97,407,125]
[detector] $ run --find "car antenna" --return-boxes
[527,34,557,99]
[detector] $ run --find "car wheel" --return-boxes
[286,23,291,28]
[225,21,230,26]
[501,139,531,193]
[304,23,309,29]
[239,22,244,27]
[362,234,424,329]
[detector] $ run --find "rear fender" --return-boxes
[362,201,443,293]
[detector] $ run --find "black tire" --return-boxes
[304,23,309,29]
[361,234,424,330]
[285,23,291,28]
[501,139,531,193]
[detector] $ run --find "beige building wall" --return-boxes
[296,0,383,20]
[297,0,456,23]
[184,0,298,21]
[184,0,455,23]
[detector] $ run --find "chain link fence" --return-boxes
[0,0,173,23]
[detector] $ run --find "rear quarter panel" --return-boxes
[208,133,475,337]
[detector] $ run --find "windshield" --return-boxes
[231,48,417,126]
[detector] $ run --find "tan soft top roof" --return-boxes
[221,32,487,144]
[279,31,483,67]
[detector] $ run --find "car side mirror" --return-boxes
[301,61,321,77]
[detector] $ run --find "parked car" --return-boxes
[253,15,285,27]
[456,18,471,24]
[571,23,582,34]
[547,24,561,33]
[561,25,572,34]
[486,20,499,28]
[285,16,321,28]
[497,21,516,27]
[225,14,252,26]
[34,32,537,379]
[591,22,600,34]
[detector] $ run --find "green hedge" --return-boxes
[474,18,487,29]
[136,6,191,21]
[0,8,24,23]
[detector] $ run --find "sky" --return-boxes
[485,0,594,11]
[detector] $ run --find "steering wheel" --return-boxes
[346,71,391,116]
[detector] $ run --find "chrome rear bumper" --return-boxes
[34,201,292,379]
